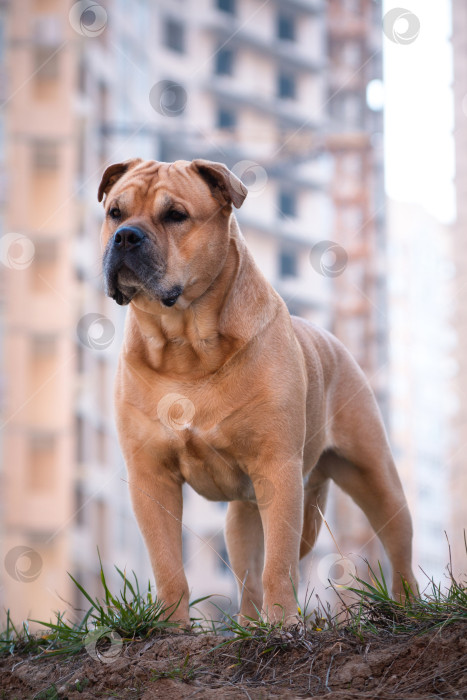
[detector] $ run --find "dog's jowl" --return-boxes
[98,158,417,626]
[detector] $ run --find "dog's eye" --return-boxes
[108,207,121,220]
[165,209,188,223]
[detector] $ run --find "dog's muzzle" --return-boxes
[103,225,175,307]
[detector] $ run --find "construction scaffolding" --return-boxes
[327,0,387,407]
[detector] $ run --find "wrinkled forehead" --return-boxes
[107,159,198,209]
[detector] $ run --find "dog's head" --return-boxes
[98,158,248,307]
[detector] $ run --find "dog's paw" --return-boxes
[167,619,192,634]
[261,600,300,627]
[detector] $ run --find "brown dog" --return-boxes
[98,158,416,626]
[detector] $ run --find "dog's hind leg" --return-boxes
[320,446,417,599]
[300,462,330,559]
[225,500,264,622]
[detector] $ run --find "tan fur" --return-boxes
[99,159,416,626]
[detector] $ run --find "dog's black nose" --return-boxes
[113,226,145,251]
[161,285,183,307]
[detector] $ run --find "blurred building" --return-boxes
[450,0,467,580]
[0,0,77,623]
[388,200,453,585]
[0,0,389,626]
[316,0,387,576]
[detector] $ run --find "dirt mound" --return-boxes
[1,622,466,699]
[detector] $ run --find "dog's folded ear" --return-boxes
[191,159,248,209]
[97,158,143,202]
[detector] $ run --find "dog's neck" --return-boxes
[122,216,283,378]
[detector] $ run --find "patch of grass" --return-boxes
[2,542,466,663]
[212,587,328,643]
[342,559,467,635]
[217,605,284,641]
[32,686,59,700]
[210,547,466,664]
[151,653,199,682]
[0,611,43,656]
[209,570,335,648]
[1,551,185,658]
[72,678,90,692]
[62,551,182,639]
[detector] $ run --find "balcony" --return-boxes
[200,11,323,73]
[206,76,320,129]
[238,212,325,248]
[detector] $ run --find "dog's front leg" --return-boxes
[128,466,190,627]
[252,459,304,625]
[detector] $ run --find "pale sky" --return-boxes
[383,0,455,223]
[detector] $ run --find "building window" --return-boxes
[76,415,85,464]
[74,482,86,526]
[34,238,58,263]
[98,81,110,121]
[32,140,60,171]
[97,358,107,414]
[165,18,185,53]
[278,73,296,100]
[31,238,59,293]
[330,92,362,127]
[278,190,297,218]
[34,46,60,81]
[279,249,298,278]
[96,426,107,465]
[217,0,235,14]
[32,15,62,83]
[28,432,56,490]
[31,334,57,357]
[78,57,86,94]
[215,47,234,76]
[277,13,295,41]
[217,107,236,130]
[95,500,108,554]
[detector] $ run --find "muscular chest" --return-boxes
[117,363,260,502]
[178,424,255,501]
